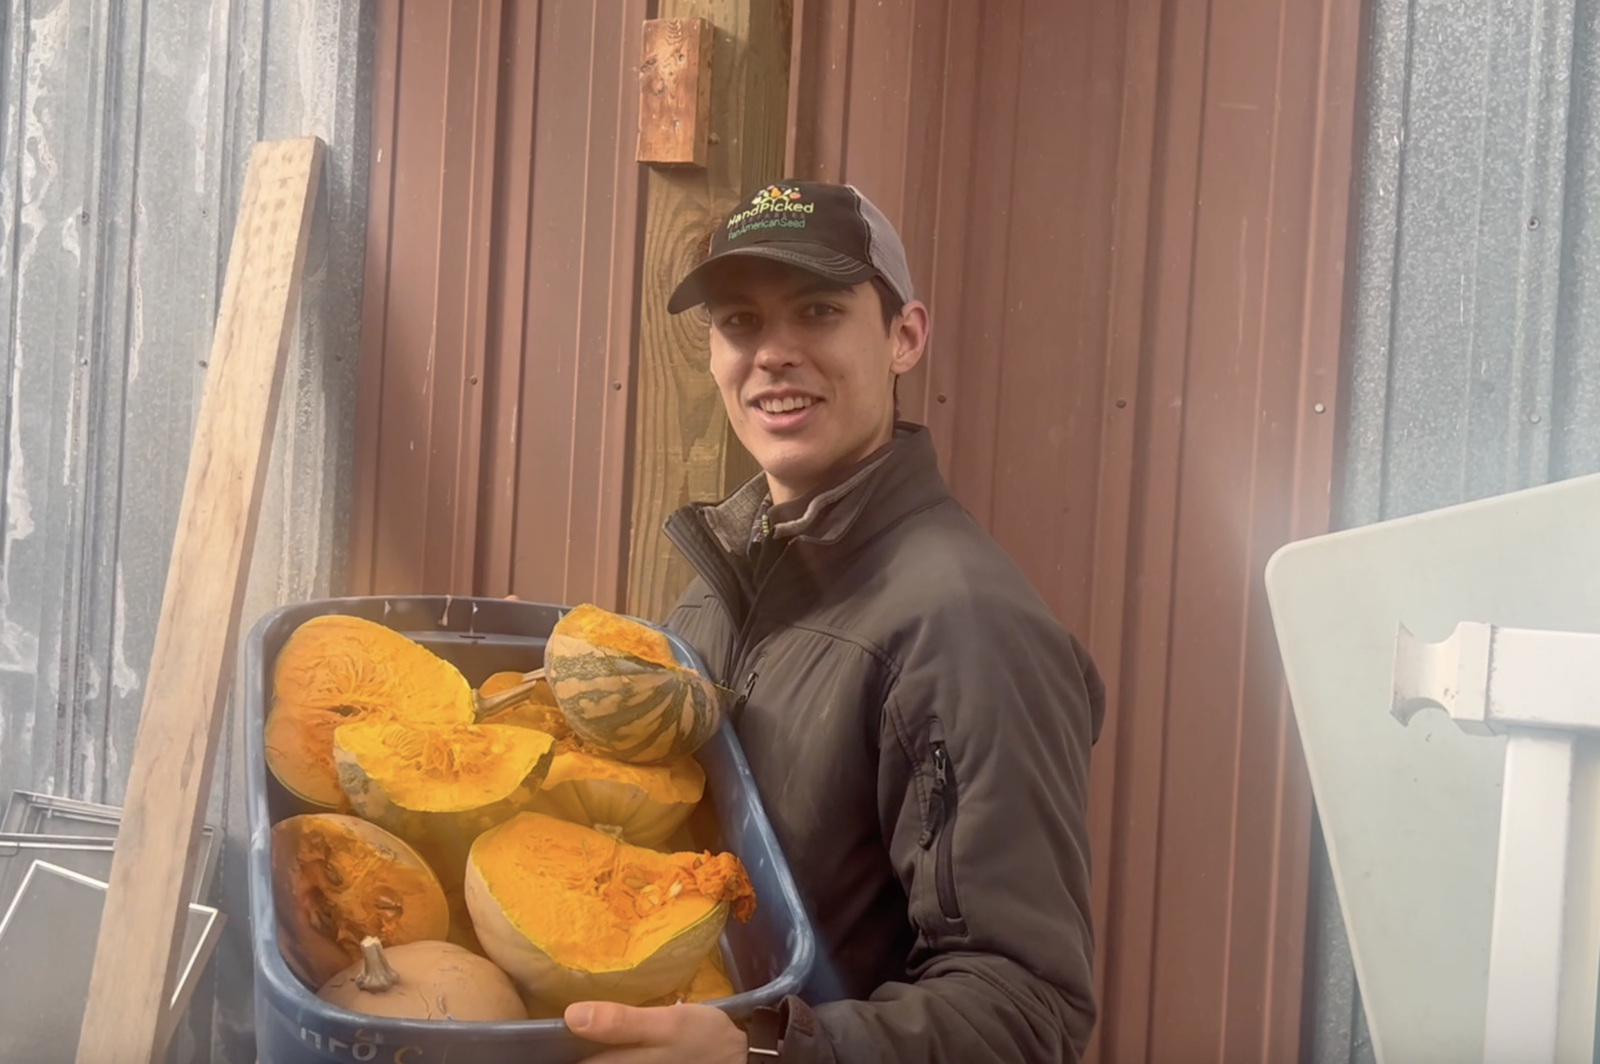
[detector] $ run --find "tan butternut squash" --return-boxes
[317,937,527,1022]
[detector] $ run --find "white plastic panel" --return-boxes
[1264,471,1600,1063]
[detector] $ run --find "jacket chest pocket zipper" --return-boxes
[918,740,962,922]
[731,669,759,722]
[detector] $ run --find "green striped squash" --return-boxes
[543,604,728,765]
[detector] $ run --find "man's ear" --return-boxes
[891,300,930,377]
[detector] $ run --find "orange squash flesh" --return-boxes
[265,615,476,808]
[332,720,554,880]
[270,813,451,989]
[331,717,560,955]
[334,719,557,813]
[463,812,755,1008]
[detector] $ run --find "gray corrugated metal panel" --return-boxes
[1554,0,1600,479]
[1,0,110,804]
[1341,0,1590,531]
[0,1,369,1062]
[1311,0,1600,1060]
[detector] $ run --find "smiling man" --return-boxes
[562,181,1106,1064]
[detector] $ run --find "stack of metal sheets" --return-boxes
[0,790,225,1064]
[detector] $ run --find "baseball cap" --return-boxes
[666,181,916,314]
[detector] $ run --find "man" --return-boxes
[563,181,1105,1063]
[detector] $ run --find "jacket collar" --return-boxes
[694,421,948,550]
[664,422,953,607]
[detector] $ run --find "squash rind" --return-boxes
[528,750,705,849]
[544,605,729,765]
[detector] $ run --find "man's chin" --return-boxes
[749,451,832,500]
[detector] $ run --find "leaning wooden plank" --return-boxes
[75,136,325,1064]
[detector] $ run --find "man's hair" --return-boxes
[870,276,906,335]
[868,276,908,419]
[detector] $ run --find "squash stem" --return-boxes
[353,936,401,992]
[473,668,547,719]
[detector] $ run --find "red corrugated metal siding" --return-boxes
[352,0,495,596]
[353,0,1363,1059]
[352,0,644,609]
[783,1,1361,1061]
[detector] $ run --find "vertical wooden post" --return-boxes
[625,1,791,623]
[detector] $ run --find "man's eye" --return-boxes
[802,303,841,318]
[718,311,757,329]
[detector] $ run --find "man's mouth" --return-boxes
[756,395,819,414]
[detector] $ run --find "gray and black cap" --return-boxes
[667,181,916,314]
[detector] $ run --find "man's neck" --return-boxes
[766,424,898,506]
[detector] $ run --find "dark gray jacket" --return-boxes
[662,423,1105,1063]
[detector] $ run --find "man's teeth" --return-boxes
[760,396,816,414]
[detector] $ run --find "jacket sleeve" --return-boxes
[772,586,1104,1064]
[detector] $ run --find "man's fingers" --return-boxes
[565,1000,680,1045]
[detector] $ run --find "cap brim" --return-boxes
[666,243,880,314]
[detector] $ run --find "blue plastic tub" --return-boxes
[244,595,815,1064]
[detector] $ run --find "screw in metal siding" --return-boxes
[1314,402,1327,414]
[469,375,478,385]
[936,393,948,403]
[1115,398,1127,409]
[613,381,623,390]
[1531,412,1543,423]
[1529,216,1540,230]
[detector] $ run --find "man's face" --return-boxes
[700,258,929,504]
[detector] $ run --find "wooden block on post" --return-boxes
[74,136,324,1064]
[637,17,714,167]
[625,0,790,622]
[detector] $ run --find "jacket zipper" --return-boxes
[731,669,759,722]
[727,538,791,686]
[662,506,790,687]
[918,740,962,921]
[661,510,755,680]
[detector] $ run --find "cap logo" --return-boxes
[725,184,814,240]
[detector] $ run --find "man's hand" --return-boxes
[563,1000,748,1063]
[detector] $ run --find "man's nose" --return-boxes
[752,330,802,370]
